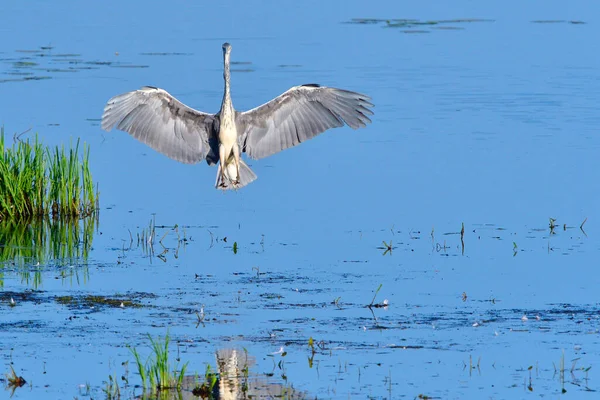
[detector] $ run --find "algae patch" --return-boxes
[55,293,153,309]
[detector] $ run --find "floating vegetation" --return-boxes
[345,17,494,33]
[55,294,145,309]
[0,127,98,220]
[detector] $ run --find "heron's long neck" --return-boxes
[222,54,232,113]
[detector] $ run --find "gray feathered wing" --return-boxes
[236,84,373,160]
[101,86,216,164]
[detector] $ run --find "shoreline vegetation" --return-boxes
[0,127,98,221]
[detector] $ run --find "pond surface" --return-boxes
[1,1,600,399]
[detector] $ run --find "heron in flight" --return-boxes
[101,43,373,190]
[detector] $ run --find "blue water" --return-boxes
[1,1,600,398]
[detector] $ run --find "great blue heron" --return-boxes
[101,43,373,190]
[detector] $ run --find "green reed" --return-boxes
[129,332,189,394]
[0,127,98,220]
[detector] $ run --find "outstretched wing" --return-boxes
[101,86,215,164]
[236,84,373,160]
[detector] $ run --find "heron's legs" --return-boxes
[232,143,241,184]
[219,144,227,187]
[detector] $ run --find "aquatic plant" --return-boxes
[128,332,188,394]
[191,364,218,398]
[0,127,98,220]
[102,374,120,399]
[369,283,383,307]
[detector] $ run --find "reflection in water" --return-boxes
[138,348,308,400]
[0,216,96,288]
[213,348,307,400]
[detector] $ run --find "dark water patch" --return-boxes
[15,49,43,54]
[0,75,52,83]
[437,18,494,24]
[0,47,150,84]
[109,64,150,69]
[263,302,330,310]
[35,67,78,73]
[387,344,425,349]
[345,17,494,33]
[5,71,34,76]
[49,53,82,57]
[433,26,465,30]
[234,272,310,285]
[291,287,331,294]
[69,66,100,70]
[260,292,284,300]
[345,18,386,25]
[84,60,113,66]
[531,20,586,24]
[48,58,85,64]
[139,52,192,56]
[2,289,47,304]
[0,320,46,330]
[402,30,430,34]
[155,224,218,229]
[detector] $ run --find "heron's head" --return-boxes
[222,42,232,55]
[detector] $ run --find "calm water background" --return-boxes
[1,0,599,398]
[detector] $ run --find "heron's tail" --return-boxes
[215,159,257,190]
